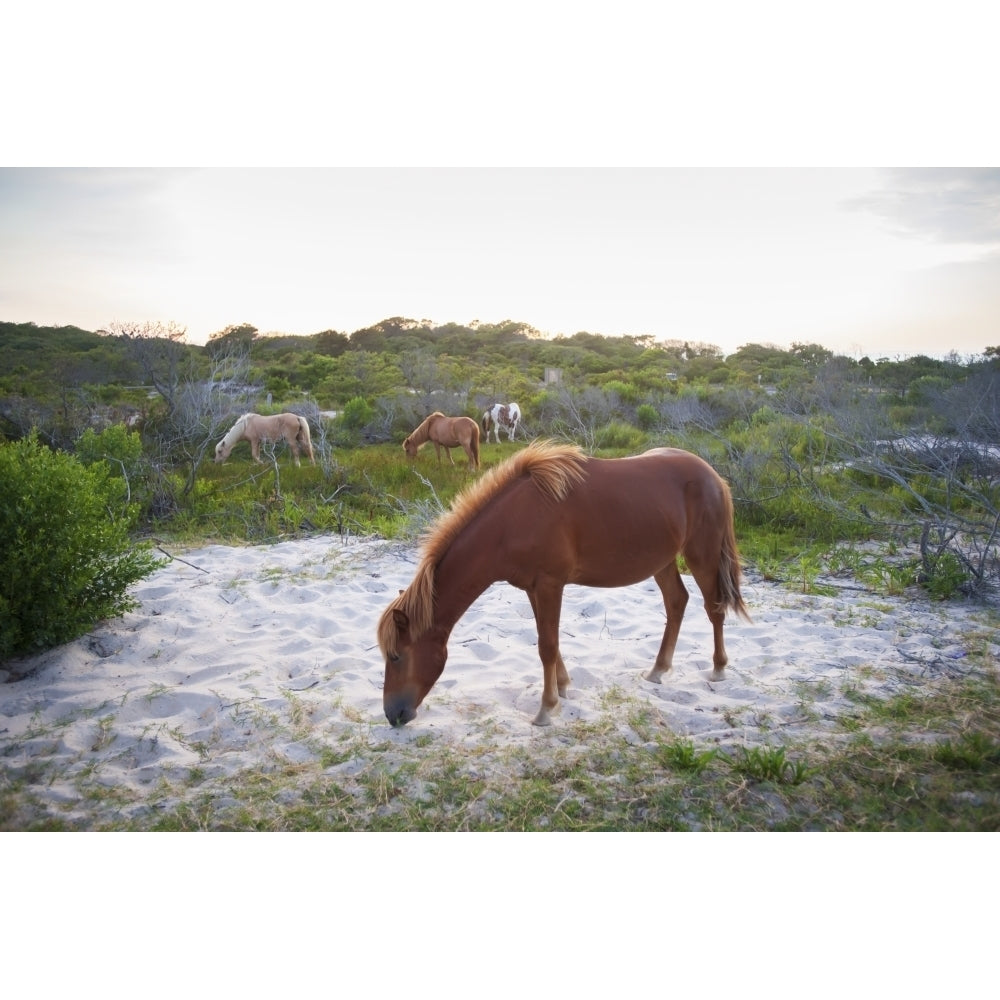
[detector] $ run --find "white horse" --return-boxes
[214,412,315,467]
[482,402,521,443]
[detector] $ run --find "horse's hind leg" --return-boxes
[645,562,688,684]
[686,551,730,681]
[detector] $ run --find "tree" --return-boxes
[207,323,258,356]
[314,329,349,357]
[158,336,261,496]
[101,320,189,416]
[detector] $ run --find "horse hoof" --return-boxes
[710,668,727,681]
[644,669,665,685]
[531,700,561,726]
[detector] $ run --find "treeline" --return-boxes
[3,317,997,425]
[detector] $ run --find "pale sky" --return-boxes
[2,167,999,359]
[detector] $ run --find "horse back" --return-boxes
[508,449,731,575]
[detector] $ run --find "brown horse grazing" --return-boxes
[378,440,750,728]
[214,412,315,467]
[402,412,480,470]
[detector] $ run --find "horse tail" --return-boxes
[482,413,490,433]
[297,415,315,463]
[717,482,751,621]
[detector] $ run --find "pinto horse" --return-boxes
[214,412,315,467]
[403,412,480,470]
[482,402,521,443]
[378,440,750,727]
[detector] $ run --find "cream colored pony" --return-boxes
[214,413,315,467]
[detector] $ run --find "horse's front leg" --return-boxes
[527,583,566,726]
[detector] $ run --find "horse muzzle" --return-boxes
[384,696,417,728]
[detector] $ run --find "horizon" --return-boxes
[2,168,999,362]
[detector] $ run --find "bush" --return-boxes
[595,420,645,451]
[340,396,375,430]
[0,434,165,663]
[636,403,658,431]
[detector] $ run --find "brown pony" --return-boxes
[214,412,315,467]
[378,441,750,727]
[402,412,480,470]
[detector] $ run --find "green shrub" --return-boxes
[0,434,165,663]
[595,421,645,451]
[602,379,640,404]
[921,550,968,600]
[636,403,658,431]
[341,397,375,430]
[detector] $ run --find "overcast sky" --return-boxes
[4,5,999,361]
[2,167,998,359]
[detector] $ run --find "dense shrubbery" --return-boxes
[0,434,164,663]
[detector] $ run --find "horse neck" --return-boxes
[223,417,247,446]
[427,524,504,637]
[412,420,431,444]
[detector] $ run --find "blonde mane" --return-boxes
[220,413,254,448]
[377,440,587,657]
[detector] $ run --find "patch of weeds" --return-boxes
[860,557,916,596]
[933,731,1000,771]
[656,738,718,774]
[622,702,662,742]
[143,683,173,704]
[722,705,753,728]
[793,679,830,717]
[826,544,865,578]
[920,551,968,600]
[796,553,837,596]
[598,684,631,709]
[731,745,816,785]
[90,715,116,752]
[282,691,309,729]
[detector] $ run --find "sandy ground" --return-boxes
[2,532,997,830]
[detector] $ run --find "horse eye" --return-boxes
[389,654,400,664]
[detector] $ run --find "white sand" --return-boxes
[2,533,997,828]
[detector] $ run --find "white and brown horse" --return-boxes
[214,413,315,467]
[482,402,521,443]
